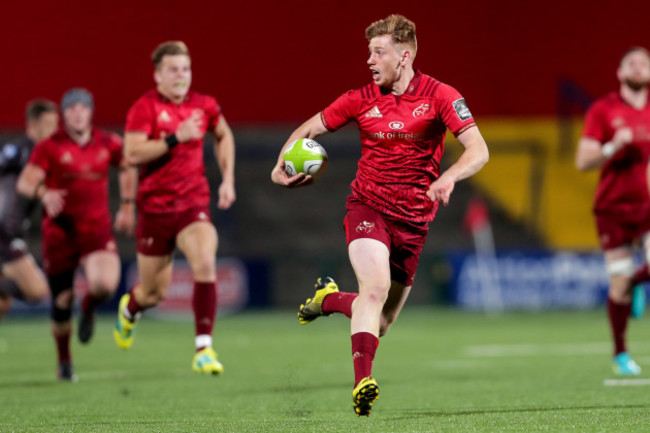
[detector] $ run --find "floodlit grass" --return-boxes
[1,308,649,432]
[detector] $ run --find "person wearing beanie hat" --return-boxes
[16,87,137,381]
[60,88,94,113]
[114,41,236,377]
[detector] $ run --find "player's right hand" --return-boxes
[271,161,313,188]
[176,111,204,142]
[41,189,67,218]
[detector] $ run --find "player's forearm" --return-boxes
[575,149,605,171]
[445,145,489,183]
[215,133,235,183]
[118,165,138,204]
[16,165,46,199]
[575,138,608,171]
[124,139,170,165]
[276,114,328,164]
[445,131,489,182]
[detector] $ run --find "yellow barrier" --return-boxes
[446,117,600,249]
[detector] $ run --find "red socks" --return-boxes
[54,331,71,363]
[351,332,379,387]
[126,287,144,318]
[81,293,103,315]
[607,297,631,355]
[322,292,358,318]
[192,281,217,351]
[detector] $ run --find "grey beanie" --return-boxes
[61,88,94,112]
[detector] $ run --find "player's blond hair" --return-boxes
[152,41,190,69]
[620,46,650,65]
[365,14,417,55]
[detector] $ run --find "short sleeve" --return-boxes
[436,83,476,136]
[107,133,124,166]
[28,140,51,173]
[582,102,606,142]
[125,97,154,135]
[206,96,221,130]
[321,90,361,132]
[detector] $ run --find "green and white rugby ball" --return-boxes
[282,138,328,180]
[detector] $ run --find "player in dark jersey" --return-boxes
[17,88,137,380]
[271,15,489,416]
[575,47,650,375]
[0,100,57,318]
[113,41,236,375]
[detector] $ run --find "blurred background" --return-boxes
[2,0,649,316]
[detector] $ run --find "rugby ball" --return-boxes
[282,138,328,180]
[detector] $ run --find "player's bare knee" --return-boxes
[54,289,74,309]
[190,255,216,281]
[89,280,118,300]
[365,289,389,306]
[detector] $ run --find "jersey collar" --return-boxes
[404,69,423,96]
[377,69,423,97]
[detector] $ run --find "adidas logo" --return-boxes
[158,110,172,123]
[365,106,383,118]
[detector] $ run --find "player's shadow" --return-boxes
[385,403,650,420]
[0,379,65,389]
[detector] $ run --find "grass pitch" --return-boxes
[1,308,649,432]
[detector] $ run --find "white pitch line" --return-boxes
[603,379,650,387]
[464,342,650,358]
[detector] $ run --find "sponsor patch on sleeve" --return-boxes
[452,98,473,121]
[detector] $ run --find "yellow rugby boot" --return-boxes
[192,347,224,375]
[113,294,137,349]
[352,377,380,417]
[297,277,339,324]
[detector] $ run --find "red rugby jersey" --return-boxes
[125,89,220,213]
[29,128,122,223]
[582,92,650,214]
[321,70,476,223]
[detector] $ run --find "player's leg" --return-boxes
[348,237,391,416]
[114,254,172,349]
[377,221,426,337]
[378,281,411,337]
[630,233,650,319]
[604,246,640,375]
[48,270,77,381]
[298,276,357,323]
[176,221,223,375]
[0,294,12,319]
[115,209,175,349]
[298,199,387,324]
[0,255,48,303]
[78,251,120,344]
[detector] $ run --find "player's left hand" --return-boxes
[217,181,236,210]
[271,161,314,188]
[114,207,136,235]
[427,173,455,206]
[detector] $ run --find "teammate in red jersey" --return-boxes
[575,46,650,375]
[0,100,58,318]
[113,41,236,375]
[16,88,137,380]
[271,15,489,416]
